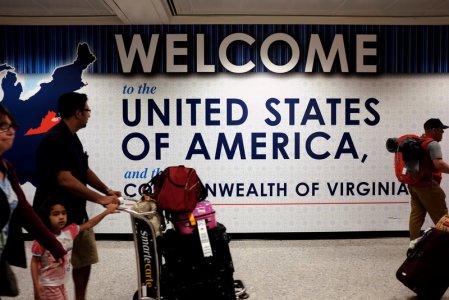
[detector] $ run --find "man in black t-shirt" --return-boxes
[33,92,121,300]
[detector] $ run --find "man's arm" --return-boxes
[56,171,120,205]
[86,168,121,197]
[427,142,449,173]
[433,159,449,173]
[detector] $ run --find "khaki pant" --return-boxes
[408,184,448,240]
[71,228,99,269]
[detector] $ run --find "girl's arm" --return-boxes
[31,256,44,300]
[79,203,119,232]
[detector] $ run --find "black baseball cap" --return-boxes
[424,118,449,130]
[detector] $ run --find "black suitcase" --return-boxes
[160,222,235,300]
[396,228,449,299]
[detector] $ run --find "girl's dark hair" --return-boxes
[38,197,68,229]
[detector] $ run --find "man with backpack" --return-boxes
[408,118,449,241]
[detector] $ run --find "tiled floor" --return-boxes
[5,237,449,300]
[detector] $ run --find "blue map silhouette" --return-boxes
[1,43,96,185]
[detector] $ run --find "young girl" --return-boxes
[30,197,118,300]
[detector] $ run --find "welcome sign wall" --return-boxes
[1,25,448,233]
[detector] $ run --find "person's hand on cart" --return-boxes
[104,202,120,214]
[105,187,122,197]
[97,194,122,206]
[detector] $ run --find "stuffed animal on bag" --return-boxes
[132,195,163,236]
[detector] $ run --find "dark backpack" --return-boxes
[386,134,433,184]
[150,165,207,213]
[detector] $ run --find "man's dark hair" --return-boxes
[57,92,88,118]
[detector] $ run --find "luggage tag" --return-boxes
[402,167,407,175]
[197,219,213,257]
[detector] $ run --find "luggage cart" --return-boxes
[118,198,162,300]
[118,197,249,300]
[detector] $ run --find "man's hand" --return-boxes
[105,189,122,197]
[98,195,121,206]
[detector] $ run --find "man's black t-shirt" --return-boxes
[33,121,89,224]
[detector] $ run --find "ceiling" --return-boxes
[1,0,449,25]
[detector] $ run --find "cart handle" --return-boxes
[116,197,159,217]
[118,207,159,217]
[118,196,139,204]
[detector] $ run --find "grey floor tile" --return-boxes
[4,238,449,300]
